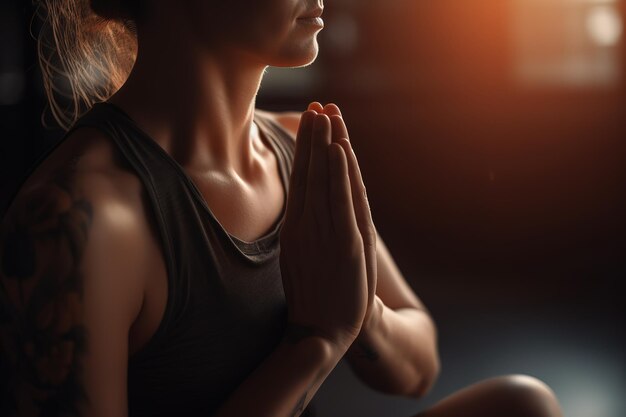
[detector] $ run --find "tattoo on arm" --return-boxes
[0,176,93,416]
[282,324,324,417]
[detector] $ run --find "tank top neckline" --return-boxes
[94,101,287,256]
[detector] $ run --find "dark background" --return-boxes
[1,0,624,416]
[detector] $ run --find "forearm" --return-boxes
[345,299,440,398]
[214,326,347,417]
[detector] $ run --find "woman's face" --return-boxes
[176,0,325,67]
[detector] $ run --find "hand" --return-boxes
[307,102,379,331]
[279,110,369,352]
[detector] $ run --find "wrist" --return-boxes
[345,298,385,362]
[282,322,353,359]
[279,330,348,380]
[358,295,385,339]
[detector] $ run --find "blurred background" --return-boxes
[1,0,624,416]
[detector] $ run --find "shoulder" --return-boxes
[4,126,146,229]
[255,109,302,140]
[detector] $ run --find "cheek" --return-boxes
[194,4,294,49]
[246,3,297,45]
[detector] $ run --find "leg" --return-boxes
[412,374,563,417]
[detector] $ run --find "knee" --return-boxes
[491,374,563,417]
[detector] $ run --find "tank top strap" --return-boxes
[70,102,190,340]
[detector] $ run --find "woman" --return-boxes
[0,0,564,416]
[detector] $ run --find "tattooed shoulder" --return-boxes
[0,170,93,416]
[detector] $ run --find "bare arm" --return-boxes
[341,218,439,399]
[0,170,143,417]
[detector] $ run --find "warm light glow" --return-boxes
[511,0,622,87]
[586,6,623,46]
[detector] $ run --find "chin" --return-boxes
[271,40,320,68]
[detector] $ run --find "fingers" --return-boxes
[322,103,342,117]
[317,103,349,144]
[336,137,378,305]
[317,103,372,238]
[328,143,359,237]
[330,115,350,144]
[308,102,324,113]
[336,138,375,247]
[285,110,316,224]
[305,114,333,229]
[314,102,370,240]
[303,102,371,246]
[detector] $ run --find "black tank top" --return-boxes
[68,102,317,416]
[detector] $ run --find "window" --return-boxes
[512,0,623,87]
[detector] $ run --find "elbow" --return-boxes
[350,351,440,398]
[405,348,441,400]
[418,353,441,399]
[406,314,441,400]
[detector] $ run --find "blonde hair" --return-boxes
[36,0,138,130]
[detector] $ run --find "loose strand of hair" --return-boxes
[35,0,137,131]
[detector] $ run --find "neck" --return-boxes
[108,15,268,177]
